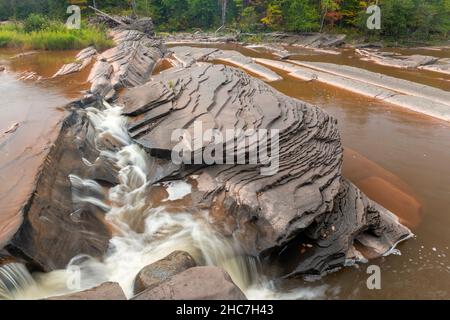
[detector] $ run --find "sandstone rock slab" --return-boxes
[133,266,246,300]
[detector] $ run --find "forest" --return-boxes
[0,0,449,39]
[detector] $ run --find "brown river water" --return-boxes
[1,44,449,299]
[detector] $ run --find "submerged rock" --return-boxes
[45,282,126,300]
[133,266,246,300]
[122,62,412,278]
[133,251,196,295]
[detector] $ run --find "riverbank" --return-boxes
[159,30,450,49]
[0,21,113,51]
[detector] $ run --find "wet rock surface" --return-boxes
[133,251,197,295]
[121,61,412,277]
[133,266,246,300]
[7,103,113,271]
[45,282,126,300]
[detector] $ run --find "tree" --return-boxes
[320,0,341,32]
[261,2,283,30]
[283,0,320,32]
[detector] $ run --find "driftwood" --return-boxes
[88,5,126,26]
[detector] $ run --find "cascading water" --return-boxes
[0,263,36,300]
[3,101,330,300]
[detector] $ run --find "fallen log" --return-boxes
[88,5,126,26]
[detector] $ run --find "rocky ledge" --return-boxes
[121,61,412,277]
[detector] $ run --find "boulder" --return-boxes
[133,251,196,294]
[122,62,412,277]
[133,266,246,300]
[45,282,126,300]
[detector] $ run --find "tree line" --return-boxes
[0,0,449,39]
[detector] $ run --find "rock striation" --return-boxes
[86,27,166,100]
[170,46,282,82]
[121,61,412,278]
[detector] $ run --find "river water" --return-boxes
[0,44,449,299]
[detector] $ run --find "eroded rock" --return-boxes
[170,46,282,82]
[133,266,246,300]
[122,62,412,278]
[87,29,166,99]
[133,251,196,295]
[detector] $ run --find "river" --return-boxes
[0,44,449,299]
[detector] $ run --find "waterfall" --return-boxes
[3,101,328,300]
[0,263,36,300]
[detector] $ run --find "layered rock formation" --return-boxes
[85,24,166,100]
[2,20,166,273]
[170,46,282,81]
[121,62,412,277]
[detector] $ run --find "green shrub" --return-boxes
[0,22,113,50]
[23,13,49,33]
